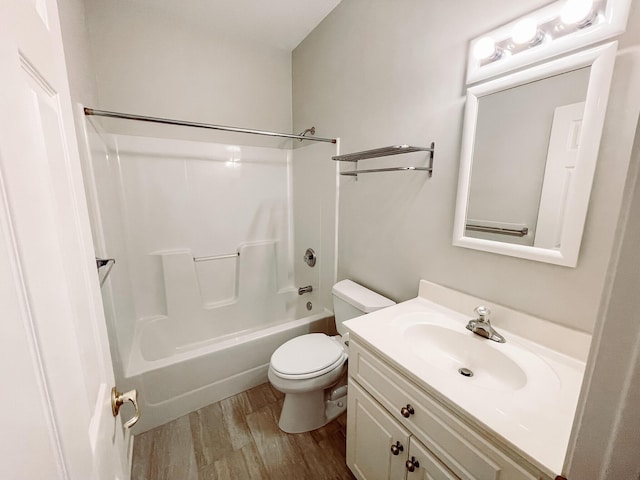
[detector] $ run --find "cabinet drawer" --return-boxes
[350,340,542,480]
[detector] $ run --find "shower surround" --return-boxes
[81,119,337,432]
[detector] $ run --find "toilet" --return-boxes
[268,279,395,433]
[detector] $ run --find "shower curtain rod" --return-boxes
[84,108,337,144]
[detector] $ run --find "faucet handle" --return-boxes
[474,305,491,322]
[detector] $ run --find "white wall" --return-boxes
[292,0,640,333]
[57,0,99,107]
[84,0,292,144]
[567,106,640,479]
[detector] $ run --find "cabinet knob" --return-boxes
[390,441,404,456]
[400,404,415,418]
[406,456,420,472]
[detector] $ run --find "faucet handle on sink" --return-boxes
[474,306,491,322]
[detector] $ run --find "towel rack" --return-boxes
[466,224,529,237]
[332,143,435,178]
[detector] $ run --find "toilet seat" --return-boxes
[270,333,346,380]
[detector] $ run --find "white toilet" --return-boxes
[268,279,395,433]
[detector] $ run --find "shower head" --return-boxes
[297,126,316,141]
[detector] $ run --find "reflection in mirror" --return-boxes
[466,67,590,247]
[453,42,617,267]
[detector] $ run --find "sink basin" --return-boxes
[397,312,560,395]
[404,323,527,391]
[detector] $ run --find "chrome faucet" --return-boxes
[466,306,506,343]
[298,285,313,295]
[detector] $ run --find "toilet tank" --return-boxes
[332,280,395,336]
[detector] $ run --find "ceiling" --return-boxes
[124,0,343,50]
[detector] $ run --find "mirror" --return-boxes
[467,66,590,248]
[453,42,617,266]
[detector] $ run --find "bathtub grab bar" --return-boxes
[194,252,239,262]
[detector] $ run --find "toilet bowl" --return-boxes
[268,279,395,433]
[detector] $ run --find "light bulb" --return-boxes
[512,18,543,46]
[473,37,500,60]
[561,0,595,26]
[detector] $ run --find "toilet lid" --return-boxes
[271,333,346,379]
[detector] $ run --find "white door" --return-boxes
[534,102,585,249]
[0,0,129,479]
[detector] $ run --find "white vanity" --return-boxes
[343,281,589,480]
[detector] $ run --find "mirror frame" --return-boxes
[453,42,617,267]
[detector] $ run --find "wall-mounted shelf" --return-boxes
[340,166,431,176]
[332,143,435,177]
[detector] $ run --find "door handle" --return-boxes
[111,387,140,429]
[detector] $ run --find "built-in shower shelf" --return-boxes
[332,142,435,178]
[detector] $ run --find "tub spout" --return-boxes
[298,285,313,295]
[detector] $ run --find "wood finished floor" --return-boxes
[132,383,356,479]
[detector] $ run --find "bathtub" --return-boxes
[124,310,333,433]
[81,131,339,433]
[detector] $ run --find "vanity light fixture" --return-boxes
[561,0,597,27]
[467,0,631,83]
[473,37,503,61]
[511,18,545,46]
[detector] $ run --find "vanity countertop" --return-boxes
[343,280,587,478]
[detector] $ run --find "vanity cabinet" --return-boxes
[346,339,547,480]
[348,379,457,480]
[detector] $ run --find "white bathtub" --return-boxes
[123,310,332,433]
[81,131,338,433]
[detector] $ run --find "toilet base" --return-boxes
[268,346,349,434]
[277,385,348,434]
[325,391,348,423]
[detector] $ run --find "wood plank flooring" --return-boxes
[132,383,356,479]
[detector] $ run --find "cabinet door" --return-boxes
[347,379,410,480]
[407,438,460,480]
